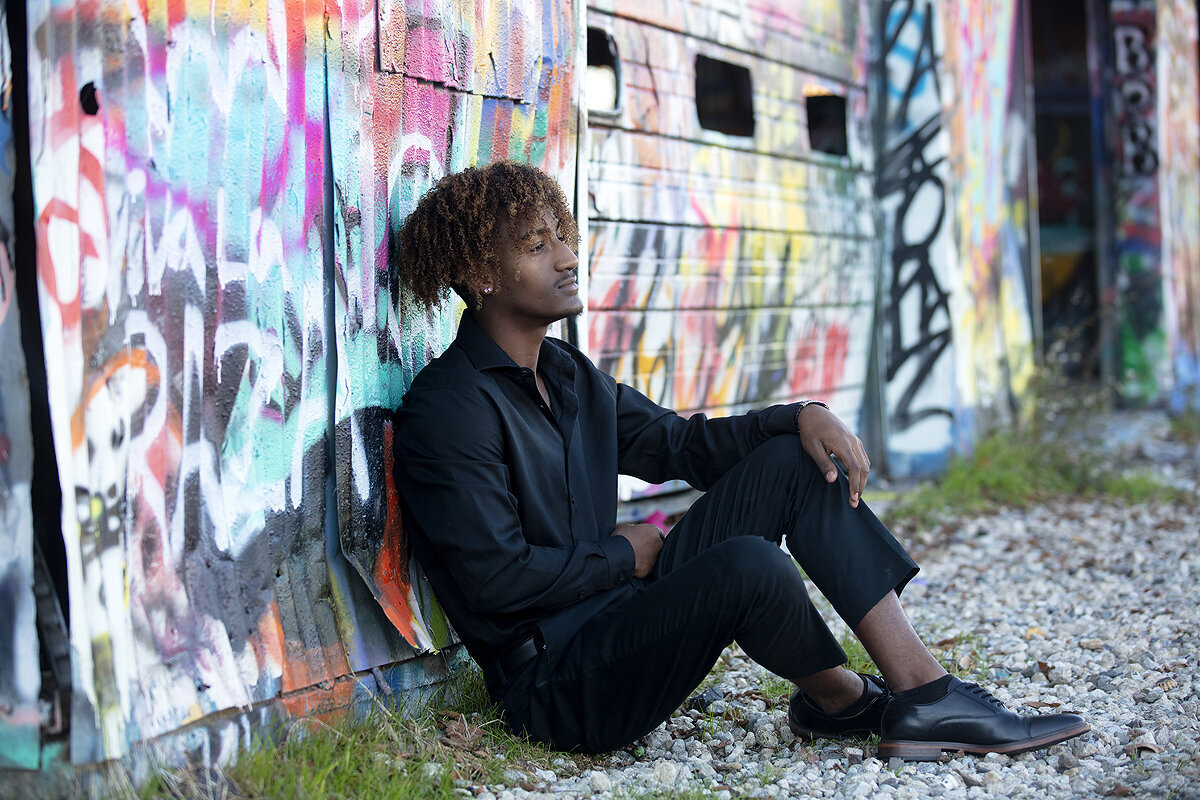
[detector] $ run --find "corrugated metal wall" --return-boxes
[584,0,877,499]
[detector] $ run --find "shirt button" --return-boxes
[618,572,626,582]
[577,591,585,599]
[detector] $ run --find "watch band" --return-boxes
[793,399,829,430]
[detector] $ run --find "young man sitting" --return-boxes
[390,161,1089,760]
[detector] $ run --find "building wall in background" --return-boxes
[1111,0,1170,400]
[20,0,579,766]
[875,0,961,476]
[940,0,1037,439]
[1157,0,1200,410]
[877,0,1037,477]
[585,0,876,498]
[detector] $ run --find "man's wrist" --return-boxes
[793,399,829,431]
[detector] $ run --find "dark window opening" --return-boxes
[586,27,620,115]
[806,94,848,156]
[695,55,754,137]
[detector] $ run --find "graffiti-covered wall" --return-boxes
[1111,0,1169,400]
[585,0,876,497]
[18,0,579,766]
[1156,0,1200,409]
[876,0,1036,476]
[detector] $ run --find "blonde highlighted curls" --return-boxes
[393,161,580,311]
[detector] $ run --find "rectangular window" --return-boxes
[695,55,755,137]
[587,27,621,115]
[806,93,848,156]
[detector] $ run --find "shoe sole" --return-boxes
[787,717,876,740]
[877,720,1091,761]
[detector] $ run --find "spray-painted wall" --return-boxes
[876,0,1037,476]
[585,0,876,498]
[1156,0,1200,409]
[12,0,580,768]
[5,0,1200,776]
[1112,0,1170,400]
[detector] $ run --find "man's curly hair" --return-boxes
[393,161,580,310]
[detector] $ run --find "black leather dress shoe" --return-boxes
[788,673,891,739]
[878,676,1091,760]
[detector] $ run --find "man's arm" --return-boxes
[614,382,869,505]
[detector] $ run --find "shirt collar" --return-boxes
[454,311,573,375]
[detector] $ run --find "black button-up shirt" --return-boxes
[393,312,800,667]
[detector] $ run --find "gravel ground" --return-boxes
[467,412,1200,800]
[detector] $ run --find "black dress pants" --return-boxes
[499,435,920,753]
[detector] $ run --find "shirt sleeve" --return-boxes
[614,382,800,491]
[394,386,636,618]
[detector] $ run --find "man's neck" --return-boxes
[474,311,548,371]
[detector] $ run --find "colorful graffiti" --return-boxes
[19,0,578,765]
[1157,0,1200,410]
[585,0,875,458]
[1110,0,1167,401]
[875,0,958,476]
[940,0,1036,432]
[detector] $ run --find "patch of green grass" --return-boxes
[887,373,1194,530]
[837,632,877,677]
[123,665,565,800]
[759,672,795,706]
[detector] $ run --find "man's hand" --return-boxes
[797,404,871,508]
[612,522,665,579]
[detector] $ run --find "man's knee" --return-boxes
[716,537,804,593]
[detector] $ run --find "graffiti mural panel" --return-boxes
[876,0,959,476]
[1110,0,1167,400]
[1157,0,1200,409]
[941,0,1036,434]
[21,0,578,765]
[586,1,875,497]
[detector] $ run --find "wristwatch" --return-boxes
[793,399,829,431]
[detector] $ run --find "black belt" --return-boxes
[482,636,542,689]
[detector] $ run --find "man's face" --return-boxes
[487,206,582,326]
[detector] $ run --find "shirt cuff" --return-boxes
[601,533,637,586]
[762,403,802,435]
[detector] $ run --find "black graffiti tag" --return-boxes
[1114,23,1159,177]
[878,0,954,433]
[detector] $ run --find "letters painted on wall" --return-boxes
[21,0,578,765]
[586,0,875,502]
[1111,0,1169,401]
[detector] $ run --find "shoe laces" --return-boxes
[961,681,1007,710]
